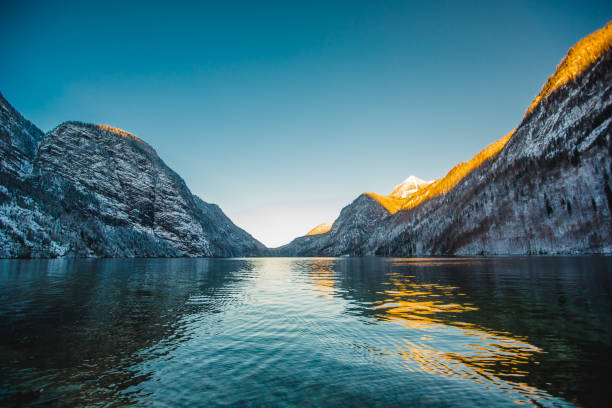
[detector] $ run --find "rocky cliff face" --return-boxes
[0,101,266,258]
[0,93,44,181]
[279,24,612,256]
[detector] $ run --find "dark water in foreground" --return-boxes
[0,257,611,407]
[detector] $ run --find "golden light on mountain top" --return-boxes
[366,130,515,214]
[96,124,145,143]
[525,21,612,117]
[389,175,433,199]
[306,222,333,236]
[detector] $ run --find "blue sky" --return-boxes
[1,1,610,246]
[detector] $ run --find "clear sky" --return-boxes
[1,1,610,247]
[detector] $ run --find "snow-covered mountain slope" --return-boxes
[0,107,266,258]
[278,22,612,256]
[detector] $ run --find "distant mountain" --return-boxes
[278,22,612,256]
[0,99,266,258]
[298,175,431,245]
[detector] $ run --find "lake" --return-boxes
[0,257,610,407]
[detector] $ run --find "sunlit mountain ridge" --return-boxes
[364,22,612,217]
[346,22,612,218]
[365,131,514,214]
[525,21,612,117]
[301,129,513,233]
[96,124,146,144]
[278,20,612,256]
[306,222,334,236]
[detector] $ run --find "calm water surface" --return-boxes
[0,257,611,407]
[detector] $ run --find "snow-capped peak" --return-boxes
[390,175,432,199]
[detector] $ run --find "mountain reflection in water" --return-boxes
[1,257,610,407]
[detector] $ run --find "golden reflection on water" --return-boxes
[372,263,544,401]
[301,258,550,404]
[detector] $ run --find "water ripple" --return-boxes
[1,257,610,406]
